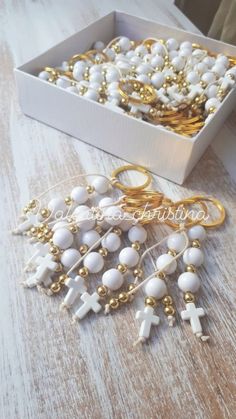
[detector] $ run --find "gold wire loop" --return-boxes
[118,80,157,104]
[111,165,152,192]
[188,196,226,228]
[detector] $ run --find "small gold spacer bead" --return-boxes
[133,268,143,278]
[30,227,38,236]
[50,245,60,255]
[162,295,173,306]
[118,292,129,303]
[69,224,78,234]
[37,232,44,240]
[184,292,195,303]
[95,225,103,234]
[50,282,61,293]
[128,283,136,292]
[65,196,73,205]
[132,241,140,251]
[157,272,166,280]
[168,249,176,257]
[28,199,37,209]
[79,267,89,278]
[79,244,89,254]
[23,206,30,214]
[86,185,95,194]
[164,306,175,316]
[209,106,216,114]
[109,298,119,309]
[145,296,156,307]
[45,231,53,240]
[186,264,197,273]
[55,263,63,273]
[99,98,105,104]
[192,239,201,248]
[117,263,128,274]
[97,285,108,297]
[99,247,108,257]
[59,274,68,284]
[40,208,51,219]
[113,227,122,236]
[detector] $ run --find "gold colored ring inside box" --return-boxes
[118,80,157,104]
[111,165,152,192]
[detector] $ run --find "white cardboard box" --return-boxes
[15,11,236,184]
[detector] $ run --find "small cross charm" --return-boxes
[61,276,87,309]
[135,306,160,341]
[24,254,57,288]
[73,292,102,321]
[13,213,40,235]
[24,242,50,272]
[187,84,203,100]
[157,88,170,104]
[181,302,209,340]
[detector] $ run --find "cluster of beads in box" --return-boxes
[39,36,236,136]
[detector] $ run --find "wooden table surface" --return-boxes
[1,1,236,418]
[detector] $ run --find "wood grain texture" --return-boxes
[0,1,236,419]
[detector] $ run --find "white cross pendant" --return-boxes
[61,276,87,309]
[187,84,203,100]
[24,254,57,288]
[73,292,102,321]
[13,213,40,235]
[181,302,209,340]
[136,306,160,340]
[24,242,50,272]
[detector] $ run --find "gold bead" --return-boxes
[79,244,89,254]
[192,239,201,248]
[118,292,129,303]
[164,306,175,316]
[166,76,171,82]
[69,224,78,234]
[59,274,68,284]
[45,231,53,240]
[97,285,108,297]
[65,196,73,205]
[86,185,95,194]
[113,227,122,236]
[158,272,166,280]
[132,241,140,251]
[28,199,37,209]
[98,98,105,104]
[186,264,197,273]
[23,206,30,214]
[50,282,61,293]
[209,106,216,114]
[184,292,195,303]
[133,268,143,278]
[101,70,106,76]
[95,225,102,234]
[179,70,184,76]
[145,296,156,307]
[128,283,136,292]
[30,227,38,236]
[121,98,128,105]
[98,87,105,94]
[55,263,63,273]
[37,232,44,241]
[162,83,167,89]
[162,295,173,306]
[147,72,152,78]
[99,247,108,257]
[117,264,128,274]
[109,298,119,309]
[50,245,60,255]
[168,249,176,257]
[79,267,89,278]
[40,208,51,219]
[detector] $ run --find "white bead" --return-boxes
[71,186,89,204]
[98,197,113,208]
[126,50,135,59]
[128,225,147,244]
[118,36,131,51]
[201,72,216,84]
[84,252,104,273]
[188,225,206,241]
[205,113,214,124]
[89,64,102,74]
[206,84,218,98]
[119,247,139,268]
[130,56,142,65]
[205,98,221,112]
[166,38,179,51]
[151,43,165,56]
[156,253,177,275]
[106,69,120,83]
[137,74,150,84]
[180,41,192,51]
[119,213,134,231]
[73,62,86,81]
[186,71,200,85]
[105,48,116,60]
[89,72,103,84]
[179,48,192,58]
[192,49,206,59]
[136,63,152,75]
[212,64,226,77]
[52,221,69,231]
[53,228,74,250]
[48,197,67,214]
[91,177,109,194]
[102,268,124,291]
[117,61,131,74]
[82,230,100,248]
[216,54,229,68]
[151,72,165,88]
[195,62,208,74]
[89,82,101,91]
[76,209,95,231]
[168,50,178,60]
[84,89,99,101]
[171,56,185,71]
[73,205,90,215]
[39,70,50,80]
[61,248,81,268]
[101,232,121,252]
[56,76,71,89]
[167,233,186,252]
[93,41,105,51]
[178,272,200,293]
[183,247,204,267]
[135,45,148,56]
[145,277,167,299]
[104,206,123,226]
[203,56,215,67]
[150,55,164,68]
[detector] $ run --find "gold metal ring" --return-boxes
[111,165,152,192]
[189,196,226,228]
[118,80,157,104]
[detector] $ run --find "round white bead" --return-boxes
[135,45,148,56]
[102,232,121,252]
[201,72,216,85]
[93,41,105,51]
[145,277,167,299]
[178,272,200,293]
[151,72,165,88]
[183,247,204,267]
[192,49,206,59]
[180,41,192,51]
[203,56,215,67]
[119,247,139,268]
[212,63,226,77]
[118,36,131,51]
[61,248,81,268]
[53,228,74,250]
[106,69,120,83]
[71,186,89,204]
[206,84,218,98]
[136,63,153,75]
[126,50,135,59]
[130,55,142,65]
[151,43,165,56]
[91,177,109,194]
[52,221,69,232]
[84,252,104,273]
[167,233,186,252]
[179,48,192,58]
[98,197,113,208]
[73,62,86,81]
[48,197,67,214]
[73,205,90,215]
[117,61,131,74]
[188,225,206,241]
[84,89,99,101]
[137,74,150,84]
[171,56,185,71]
[168,50,178,60]
[89,64,102,74]
[186,71,200,85]
[166,38,179,51]
[105,48,116,60]
[76,210,95,231]
[102,268,124,290]
[39,70,50,80]
[216,54,229,68]
[194,62,208,74]
[156,253,177,275]
[205,98,221,112]
[119,213,134,232]
[89,72,103,84]
[56,76,71,89]
[89,82,101,91]
[151,55,164,68]
[128,225,147,244]
[104,206,123,226]
[82,230,100,248]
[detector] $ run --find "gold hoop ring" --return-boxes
[111,165,152,192]
[189,196,226,228]
[118,80,157,104]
